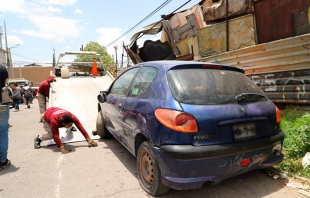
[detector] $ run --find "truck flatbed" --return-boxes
[47,75,113,144]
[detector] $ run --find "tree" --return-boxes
[74,41,114,72]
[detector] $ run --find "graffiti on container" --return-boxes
[271,0,303,9]
[248,69,310,103]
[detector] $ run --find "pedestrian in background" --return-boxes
[37,74,55,122]
[34,107,98,154]
[19,85,24,105]
[0,63,11,170]
[32,87,38,100]
[22,83,32,108]
[11,83,22,112]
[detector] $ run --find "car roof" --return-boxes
[135,60,244,73]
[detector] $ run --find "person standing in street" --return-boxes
[34,107,98,154]
[22,83,32,108]
[37,74,55,122]
[11,83,22,112]
[0,63,11,170]
[37,74,77,131]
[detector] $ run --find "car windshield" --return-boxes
[167,68,267,105]
[8,82,26,87]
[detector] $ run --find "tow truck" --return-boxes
[54,51,107,77]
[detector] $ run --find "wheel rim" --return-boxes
[140,149,154,188]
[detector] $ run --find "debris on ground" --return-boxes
[298,189,310,197]
[286,181,310,190]
[268,170,310,190]
[302,152,310,168]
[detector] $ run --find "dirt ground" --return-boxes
[1,101,309,198]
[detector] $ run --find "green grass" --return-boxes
[274,107,310,178]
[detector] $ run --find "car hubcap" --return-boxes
[140,151,154,188]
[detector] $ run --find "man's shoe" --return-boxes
[0,159,11,171]
[70,127,77,132]
[27,105,30,108]
[34,136,42,149]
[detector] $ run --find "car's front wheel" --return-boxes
[96,111,109,138]
[137,141,170,196]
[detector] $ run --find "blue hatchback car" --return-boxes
[96,60,284,196]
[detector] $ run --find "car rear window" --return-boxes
[167,68,267,105]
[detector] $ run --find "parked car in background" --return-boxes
[7,78,33,87]
[95,60,284,196]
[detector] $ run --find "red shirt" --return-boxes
[44,107,90,147]
[38,80,51,98]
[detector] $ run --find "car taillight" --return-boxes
[155,108,198,133]
[276,106,281,123]
[240,158,252,167]
[202,65,222,69]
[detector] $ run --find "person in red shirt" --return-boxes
[34,107,98,154]
[37,74,55,122]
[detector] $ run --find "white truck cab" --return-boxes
[7,78,33,87]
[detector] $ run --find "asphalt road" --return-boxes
[0,99,307,198]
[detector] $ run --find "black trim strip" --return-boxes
[160,131,284,160]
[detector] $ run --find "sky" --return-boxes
[0,0,201,67]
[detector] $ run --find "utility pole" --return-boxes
[114,45,118,68]
[121,43,124,68]
[53,47,56,67]
[4,21,14,78]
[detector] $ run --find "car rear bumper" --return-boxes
[154,131,284,190]
[160,131,284,160]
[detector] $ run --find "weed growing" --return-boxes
[275,107,310,178]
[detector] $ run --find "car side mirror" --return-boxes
[97,91,107,103]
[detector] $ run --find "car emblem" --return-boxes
[240,107,246,114]
[194,135,215,140]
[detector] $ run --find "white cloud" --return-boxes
[0,0,26,13]
[43,0,76,6]
[32,47,37,50]
[21,15,81,42]
[7,35,24,47]
[47,6,61,12]
[74,9,82,14]
[0,0,82,43]
[96,27,130,56]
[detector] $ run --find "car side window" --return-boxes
[129,67,157,97]
[110,68,139,96]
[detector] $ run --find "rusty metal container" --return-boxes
[254,0,310,44]
[198,14,255,57]
[202,0,252,22]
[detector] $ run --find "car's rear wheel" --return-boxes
[137,141,169,196]
[96,111,109,138]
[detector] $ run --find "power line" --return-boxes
[105,0,172,48]
[11,52,42,62]
[137,0,193,40]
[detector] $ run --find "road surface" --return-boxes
[0,75,308,198]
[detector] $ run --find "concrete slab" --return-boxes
[47,75,113,145]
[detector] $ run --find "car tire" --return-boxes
[96,111,109,138]
[137,141,170,196]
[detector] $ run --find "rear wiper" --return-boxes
[235,93,266,103]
